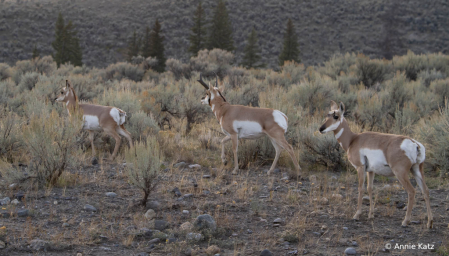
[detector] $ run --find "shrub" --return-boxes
[0,79,17,107]
[18,72,39,92]
[354,90,384,131]
[102,62,144,82]
[356,54,389,88]
[382,72,412,118]
[166,58,191,80]
[125,136,161,206]
[0,63,11,81]
[126,111,160,142]
[320,52,357,80]
[190,49,234,78]
[33,55,56,75]
[418,69,445,87]
[236,136,275,169]
[430,78,449,108]
[0,111,22,162]
[393,51,427,81]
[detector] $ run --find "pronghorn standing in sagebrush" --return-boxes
[319,101,433,228]
[197,74,301,178]
[55,80,133,160]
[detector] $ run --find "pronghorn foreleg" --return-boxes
[230,134,239,175]
[412,163,433,228]
[353,166,366,220]
[221,136,231,165]
[105,127,121,161]
[367,171,375,219]
[118,124,133,148]
[88,130,96,156]
[275,136,301,179]
[393,163,415,227]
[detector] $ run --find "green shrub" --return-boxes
[354,90,384,131]
[190,49,234,78]
[393,51,428,81]
[127,111,159,142]
[430,78,449,108]
[18,72,39,92]
[0,111,22,162]
[0,63,11,81]
[418,69,445,87]
[0,79,17,107]
[356,54,389,88]
[125,136,161,206]
[320,52,357,79]
[166,58,191,80]
[33,55,56,75]
[102,62,144,82]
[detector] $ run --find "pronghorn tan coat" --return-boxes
[198,75,301,177]
[55,80,132,160]
[319,101,432,228]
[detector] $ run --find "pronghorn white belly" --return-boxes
[233,120,264,139]
[83,115,102,131]
[110,108,126,126]
[273,110,288,133]
[359,148,394,176]
[400,139,425,164]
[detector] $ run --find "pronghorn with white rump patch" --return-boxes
[55,80,133,160]
[319,100,432,228]
[197,74,301,178]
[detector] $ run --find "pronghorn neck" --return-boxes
[333,117,355,152]
[210,100,229,121]
[65,88,79,115]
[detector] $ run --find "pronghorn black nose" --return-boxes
[319,126,325,134]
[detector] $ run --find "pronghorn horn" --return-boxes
[213,72,218,87]
[197,73,209,89]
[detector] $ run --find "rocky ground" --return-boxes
[0,161,448,256]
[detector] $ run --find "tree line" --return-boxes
[48,0,300,72]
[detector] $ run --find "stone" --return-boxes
[180,222,193,231]
[174,162,186,168]
[147,201,161,210]
[14,193,25,201]
[352,241,358,247]
[396,202,406,209]
[9,183,18,189]
[186,232,203,242]
[30,239,50,251]
[313,232,321,236]
[0,240,5,249]
[17,209,28,217]
[332,194,343,200]
[149,238,160,244]
[193,214,216,232]
[189,164,201,169]
[202,175,211,179]
[91,157,98,165]
[344,247,356,255]
[105,192,117,198]
[144,209,156,220]
[206,245,220,255]
[182,210,189,214]
[62,223,70,228]
[11,199,19,205]
[362,196,370,204]
[247,229,253,234]
[167,237,177,243]
[273,218,284,224]
[150,220,169,231]
[172,187,182,197]
[84,204,97,212]
[343,227,349,230]
[99,246,111,251]
[320,197,329,204]
[136,253,149,256]
[0,197,10,205]
[260,249,273,256]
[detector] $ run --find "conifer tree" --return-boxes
[32,44,40,59]
[127,30,141,61]
[188,2,207,56]
[279,18,300,66]
[141,26,151,58]
[149,19,166,73]
[52,13,83,67]
[208,0,234,51]
[241,28,264,69]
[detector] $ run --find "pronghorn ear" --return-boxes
[66,80,72,88]
[330,100,338,111]
[339,102,345,114]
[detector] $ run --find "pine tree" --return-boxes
[279,18,300,66]
[127,30,140,61]
[32,44,40,59]
[241,28,264,69]
[51,13,83,67]
[188,2,207,56]
[141,26,151,58]
[208,0,234,51]
[149,19,166,73]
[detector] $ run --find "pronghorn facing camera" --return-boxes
[55,80,133,160]
[319,101,432,228]
[197,74,301,178]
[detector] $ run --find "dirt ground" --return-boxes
[0,161,448,256]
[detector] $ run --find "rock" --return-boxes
[186,232,203,242]
[150,220,169,231]
[343,227,348,230]
[344,247,356,255]
[136,253,149,256]
[14,193,25,201]
[206,245,220,255]
[167,237,177,243]
[147,201,161,210]
[17,209,28,217]
[247,229,253,234]
[181,222,193,231]
[332,194,343,200]
[309,175,317,182]
[331,176,338,181]
[182,210,189,214]
[320,197,329,204]
[172,187,182,197]
[0,197,10,205]
[339,238,348,244]
[193,214,216,232]
[352,241,358,247]
[287,250,298,255]
[105,192,117,198]
[30,239,50,251]
[99,246,111,251]
[321,225,328,230]
[148,238,161,244]
[362,196,370,204]
[0,240,5,249]
[411,221,421,224]
[303,249,309,254]
[91,157,98,165]
[11,199,19,205]
[396,202,406,209]
[144,209,156,220]
[84,204,97,212]
[202,175,211,179]
[273,218,284,224]
[183,247,193,256]
[260,249,273,256]
[189,164,201,169]
[9,183,18,189]
[62,223,70,228]
[383,184,391,189]
[174,162,186,168]
[313,232,321,236]
[273,224,280,227]
[273,168,281,173]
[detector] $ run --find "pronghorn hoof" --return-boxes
[231,170,238,175]
[267,170,273,176]
[427,220,433,229]
[222,160,228,165]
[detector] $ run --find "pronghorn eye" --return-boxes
[333,115,339,120]
[61,91,64,94]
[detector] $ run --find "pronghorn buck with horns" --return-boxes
[197,74,301,178]
[55,80,133,160]
[319,101,433,228]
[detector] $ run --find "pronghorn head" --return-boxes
[197,73,226,106]
[55,80,76,104]
[319,100,345,134]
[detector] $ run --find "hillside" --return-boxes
[0,0,448,68]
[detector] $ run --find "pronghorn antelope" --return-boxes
[55,80,133,160]
[319,101,433,228]
[197,74,301,178]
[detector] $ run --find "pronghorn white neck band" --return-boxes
[335,128,344,139]
[323,117,343,133]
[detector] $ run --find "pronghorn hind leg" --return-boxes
[230,134,239,175]
[118,124,133,148]
[367,171,375,219]
[88,130,96,156]
[278,137,301,179]
[353,166,366,220]
[104,127,121,161]
[412,163,433,228]
[221,136,231,165]
[267,137,281,176]
[393,164,415,227]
